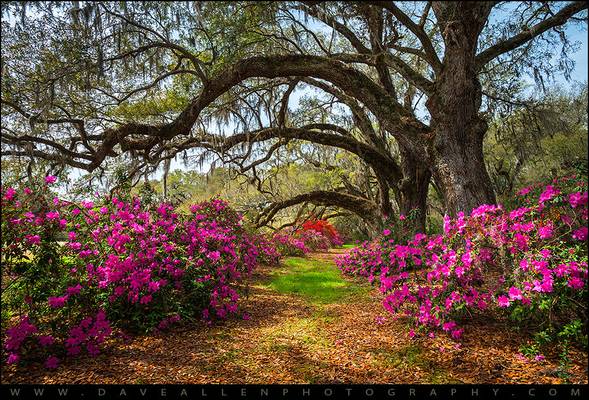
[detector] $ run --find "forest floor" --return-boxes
[2,249,588,384]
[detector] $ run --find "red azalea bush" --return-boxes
[301,218,344,247]
[336,176,588,350]
[1,179,276,369]
[269,219,343,257]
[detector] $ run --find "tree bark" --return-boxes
[427,2,496,216]
[398,148,431,233]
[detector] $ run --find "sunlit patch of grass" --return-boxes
[268,257,370,305]
[268,342,296,352]
[260,317,330,350]
[341,244,358,249]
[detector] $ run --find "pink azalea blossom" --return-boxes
[537,225,553,239]
[538,185,560,203]
[44,355,60,369]
[568,192,588,208]
[572,226,588,241]
[4,187,17,201]
[48,296,69,308]
[38,335,55,347]
[497,295,510,308]
[508,287,523,300]
[7,353,20,364]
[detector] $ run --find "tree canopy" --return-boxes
[1,1,587,234]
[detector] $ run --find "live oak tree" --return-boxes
[1,1,587,233]
[484,84,588,197]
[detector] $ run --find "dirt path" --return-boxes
[3,250,587,384]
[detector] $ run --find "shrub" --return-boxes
[1,180,273,368]
[270,219,343,257]
[271,228,309,256]
[337,175,588,349]
[301,218,344,247]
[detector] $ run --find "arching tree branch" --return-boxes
[255,190,380,228]
[475,1,588,69]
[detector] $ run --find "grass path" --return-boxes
[3,249,587,384]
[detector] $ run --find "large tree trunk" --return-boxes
[427,1,496,216]
[399,148,430,234]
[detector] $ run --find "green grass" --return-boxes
[268,257,369,305]
[341,244,358,249]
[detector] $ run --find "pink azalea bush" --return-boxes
[271,228,309,256]
[1,178,278,368]
[336,175,588,347]
[270,226,340,256]
[296,229,332,251]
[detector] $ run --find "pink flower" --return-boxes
[572,227,588,241]
[66,284,82,296]
[46,211,60,220]
[517,187,532,196]
[442,321,457,332]
[48,295,69,308]
[383,229,391,236]
[538,185,560,203]
[537,225,553,239]
[451,329,463,340]
[7,353,20,364]
[45,175,57,184]
[38,335,55,347]
[508,287,523,300]
[568,277,585,289]
[497,295,510,308]
[568,192,588,208]
[26,235,41,245]
[3,187,16,201]
[44,356,60,369]
[534,354,545,362]
[208,251,221,262]
[539,249,551,259]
